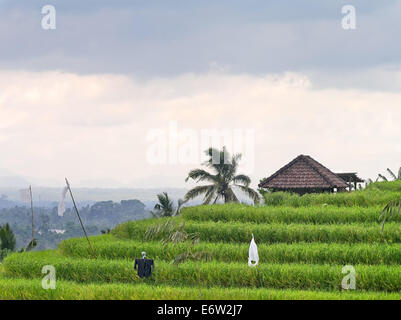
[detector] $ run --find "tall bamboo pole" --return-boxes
[65,178,96,258]
[29,185,34,249]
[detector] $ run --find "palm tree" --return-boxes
[386,168,401,181]
[152,192,184,217]
[184,147,260,204]
[378,167,401,181]
[380,199,401,231]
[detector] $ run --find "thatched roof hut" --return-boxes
[334,173,364,190]
[258,155,349,194]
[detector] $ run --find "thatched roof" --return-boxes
[258,155,348,190]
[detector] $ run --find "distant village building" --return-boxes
[258,155,362,195]
[334,172,364,191]
[49,229,66,234]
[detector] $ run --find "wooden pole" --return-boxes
[29,185,34,249]
[65,178,96,258]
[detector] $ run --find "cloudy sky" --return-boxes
[0,0,401,188]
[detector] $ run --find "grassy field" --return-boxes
[2,277,401,300]
[262,181,401,207]
[4,250,401,291]
[181,204,389,224]
[59,236,401,265]
[112,219,401,243]
[1,181,401,300]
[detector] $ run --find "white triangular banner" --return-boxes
[58,186,68,217]
[19,188,31,203]
[248,233,259,267]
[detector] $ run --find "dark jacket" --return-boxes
[134,258,154,278]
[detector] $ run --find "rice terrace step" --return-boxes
[2,181,401,301]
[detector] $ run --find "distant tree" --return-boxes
[120,200,146,212]
[151,192,184,217]
[184,147,260,204]
[90,201,116,217]
[0,223,16,251]
[38,213,50,233]
[0,199,147,251]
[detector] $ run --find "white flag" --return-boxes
[19,188,31,203]
[58,186,68,217]
[248,233,259,267]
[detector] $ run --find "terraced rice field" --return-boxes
[1,185,401,300]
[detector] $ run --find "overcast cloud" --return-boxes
[0,1,400,79]
[0,1,400,188]
[0,70,400,188]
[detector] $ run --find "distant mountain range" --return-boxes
[0,173,250,209]
[0,171,191,208]
[0,185,192,210]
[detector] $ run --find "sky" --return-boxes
[0,0,401,189]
